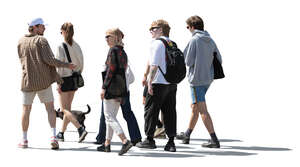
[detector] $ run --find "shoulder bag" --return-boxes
[60,43,84,92]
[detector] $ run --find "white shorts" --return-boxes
[22,86,54,105]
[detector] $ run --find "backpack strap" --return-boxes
[157,64,165,79]
[157,38,170,49]
[156,38,169,79]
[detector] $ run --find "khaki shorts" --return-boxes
[22,86,54,105]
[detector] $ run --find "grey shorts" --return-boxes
[22,86,54,105]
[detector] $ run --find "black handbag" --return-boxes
[101,49,127,99]
[61,43,84,91]
[213,52,225,79]
[102,70,127,99]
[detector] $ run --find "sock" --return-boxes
[185,128,193,137]
[23,131,27,141]
[210,133,219,143]
[51,128,56,137]
[168,136,174,143]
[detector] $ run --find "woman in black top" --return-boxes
[98,28,132,155]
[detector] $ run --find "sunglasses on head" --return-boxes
[149,26,160,32]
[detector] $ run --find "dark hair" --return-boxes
[61,22,74,45]
[186,15,204,31]
[150,19,171,37]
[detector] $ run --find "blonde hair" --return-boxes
[150,19,171,37]
[106,28,124,46]
[61,22,74,45]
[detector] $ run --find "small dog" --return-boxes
[56,104,91,129]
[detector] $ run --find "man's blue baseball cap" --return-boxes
[28,18,47,26]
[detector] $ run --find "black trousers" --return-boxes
[144,84,177,138]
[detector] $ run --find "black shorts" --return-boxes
[61,76,78,92]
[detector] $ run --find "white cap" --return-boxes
[28,18,47,26]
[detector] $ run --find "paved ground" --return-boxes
[3,97,298,167]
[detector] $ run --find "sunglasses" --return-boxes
[186,26,190,29]
[105,35,112,39]
[149,27,160,32]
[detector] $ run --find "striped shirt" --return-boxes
[18,34,69,92]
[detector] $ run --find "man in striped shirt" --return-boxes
[17,18,76,150]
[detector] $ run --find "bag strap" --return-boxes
[62,43,72,63]
[157,38,170,50]
[213,51,217,58]
[62,43,74,72]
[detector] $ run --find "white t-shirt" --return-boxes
[56,41,84,77]
[149,36,170,84]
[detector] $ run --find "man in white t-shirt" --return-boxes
[136,20,177,152]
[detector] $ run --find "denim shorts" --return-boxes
[190,85,210,103]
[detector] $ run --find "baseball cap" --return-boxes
[28,18,47,26]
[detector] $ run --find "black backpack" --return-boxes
[157,38,186,84]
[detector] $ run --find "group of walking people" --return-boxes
[17,15,223,156]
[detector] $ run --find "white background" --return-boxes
[0,0,299,166]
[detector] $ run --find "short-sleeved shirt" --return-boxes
[149,36,170,85]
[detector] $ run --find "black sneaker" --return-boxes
[131,139,142,146]
[119,141,133,156]
[135,138,157,149]
[78,127,88,143]
[97,144,111,152]
[201,140,220,148]
[164,141,176,152]
[56,132,64,142]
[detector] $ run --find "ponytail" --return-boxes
[61,22,74,45]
